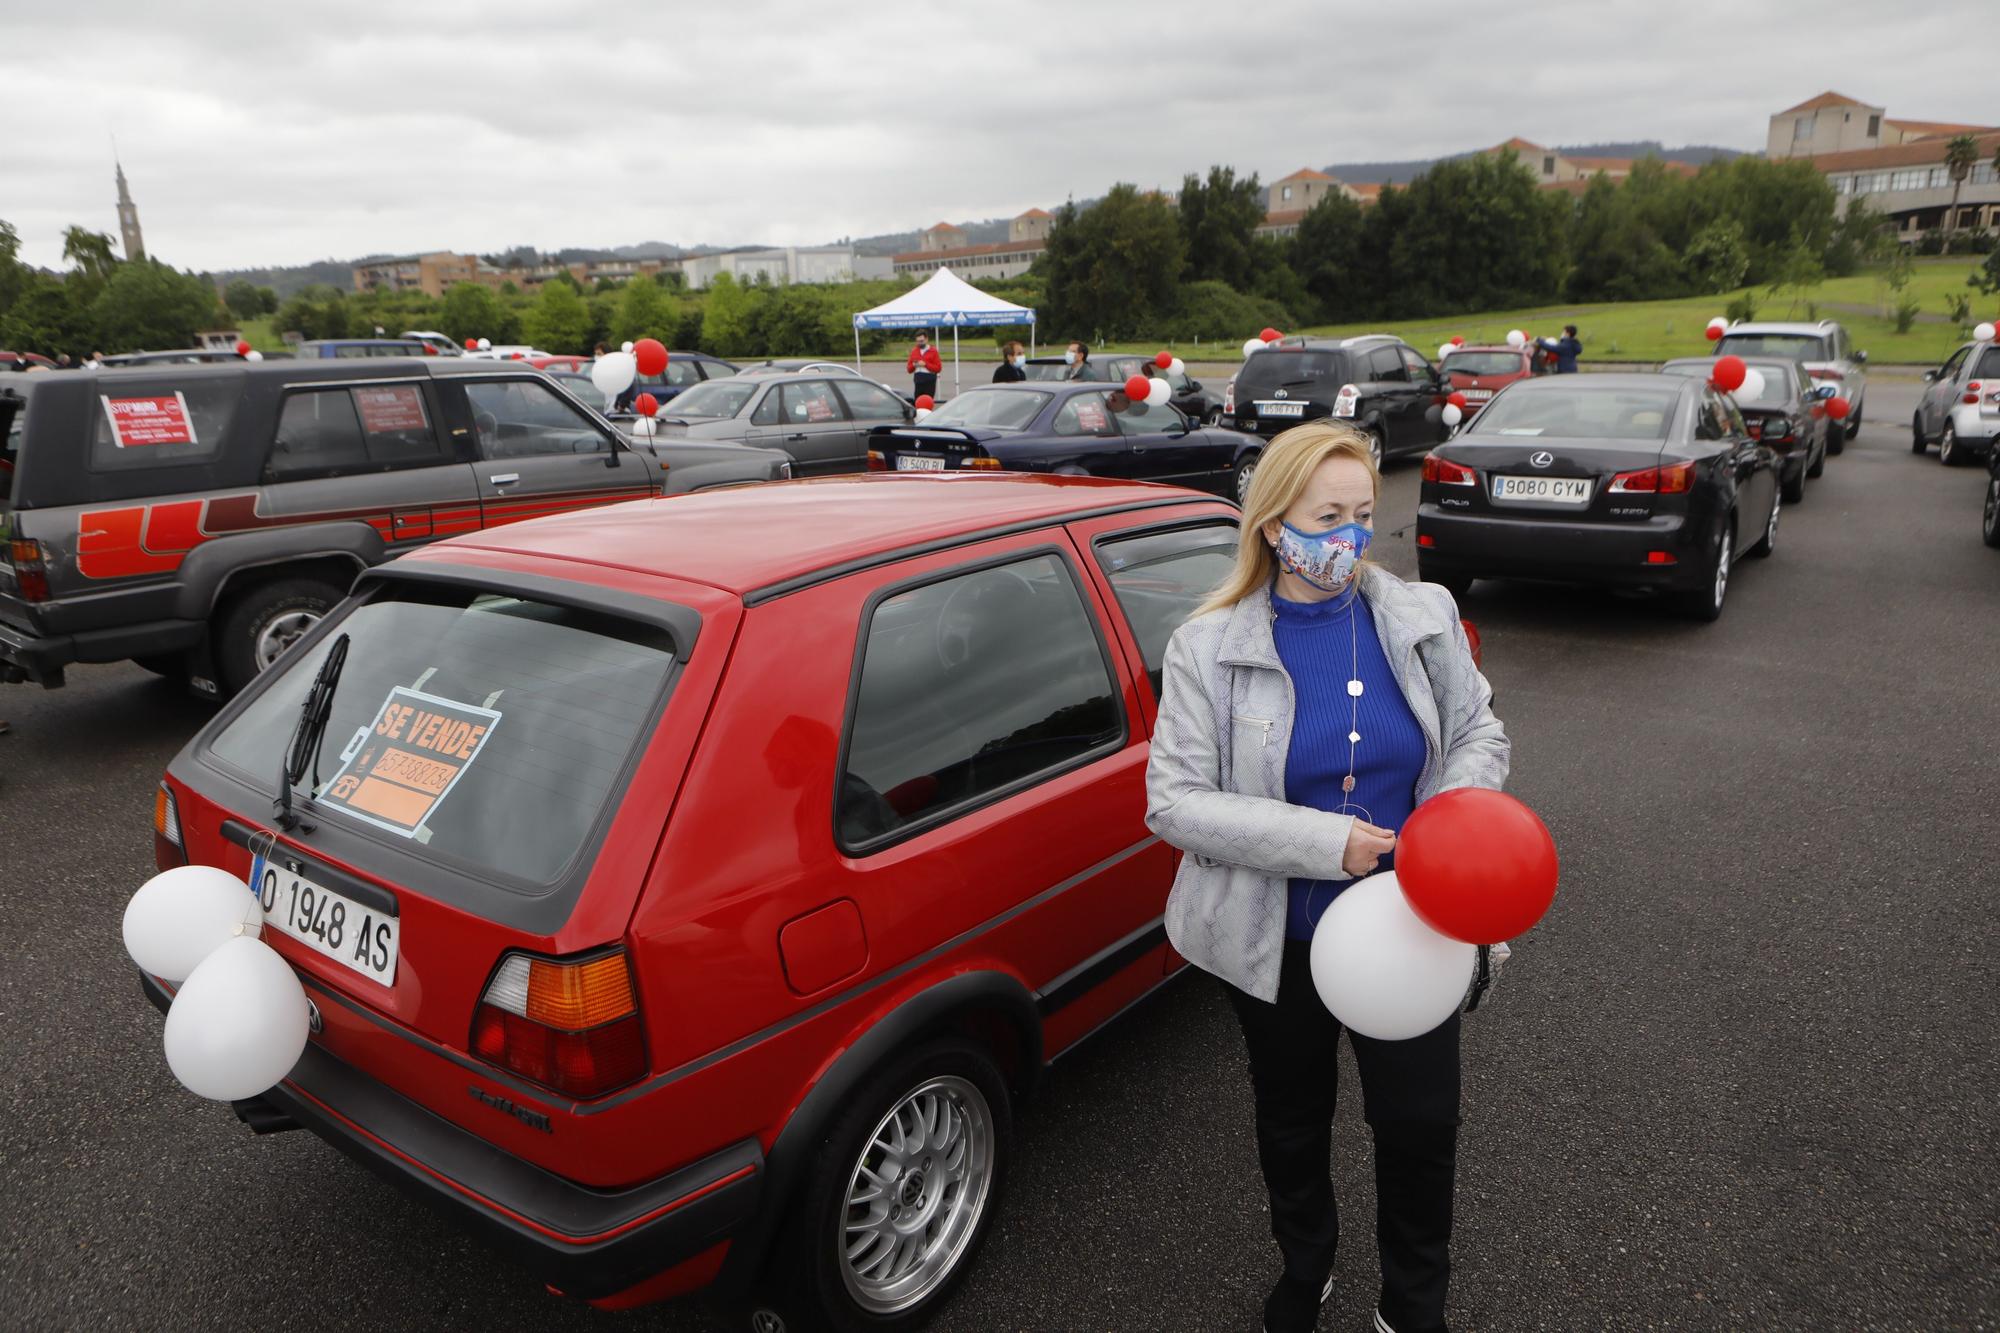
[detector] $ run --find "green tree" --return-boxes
[275,284,353,340]
[437,281,515,344]
[62,226,120,286]
[223,278,265,321]
[0,275,91,358]
[1290,190,1367,322]
[1178,165,1264,290]
[0,219,27,317]
[257,285,280,315]
[1942,134,1980,255]
[1767,227,1825,318]
[1037,185,1185,340]
[521,279,593,353]
[1681,218,1749,294]
[697,273,756,357]
[1369,152,1567,316]
[1969,247,2000,299]
[89,260,225,352]
[608,273,674,346]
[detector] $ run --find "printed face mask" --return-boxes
[1276,520,1371,591]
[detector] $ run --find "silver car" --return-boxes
[1913,337,2000,466]
[1715,319,1868,448]
[644,371,916,476]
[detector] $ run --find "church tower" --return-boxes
[115,158,145,261]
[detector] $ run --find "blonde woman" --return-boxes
[1146,421,1509,1333]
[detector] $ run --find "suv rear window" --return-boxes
[206,585,680,889]
[1236,350,1350,399]
[1717,333,1828,362]
[90,377,238,471]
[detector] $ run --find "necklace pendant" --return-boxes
[1347,679,1364,697]
[1341,775,1356,793]
[1348,730,1361,744]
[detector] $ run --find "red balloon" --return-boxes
[422,343,436,355]
[464,338,477,350]
[633,392,659,417]
[1450,335,1464,346]
[1710,354,1747,393]
[234,339,251,356]
[632,338,669,378]
[1447,391,1468,411]
[1154,350,1173,370]
[1825,395,1851,420]
[915,394,934,410]
[1259,327,1281,343]
[1123,374,1152,401]
[1705,325,1724,342]
[1396,789,1558,945]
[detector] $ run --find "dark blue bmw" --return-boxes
[866,382,1262,502]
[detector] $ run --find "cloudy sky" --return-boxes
[4,1,1989,272]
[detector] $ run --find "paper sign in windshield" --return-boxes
[354,385,427,435]
[321,686,502,837]
[102,393,196,447]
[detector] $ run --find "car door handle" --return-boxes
[491,473,519,485]
[786,433,808,442]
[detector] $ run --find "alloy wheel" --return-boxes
[1985,477,2000,545]
[1712,529,1732,611]
[1235,456,1260,503]
[254,609,322,670]
[1365,430,1384,469]
[839,1075,994,1316]
[1940,424,1957,466]
[1764,487,1780,552]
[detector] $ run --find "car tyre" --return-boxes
[1984,475,2000,549]
[1748,486,1780,558]
[1362,428,1385,471]
[1676,519,1732,622]
[756,1038,1012,1333]
[1911,413,1928,454]
[215,577,346,698]
[1780,457,1806,504]
[1806,436,1826,479]
[1939,422,1961,467]
[1845,401,1862,440]
[1234,451,1261,504]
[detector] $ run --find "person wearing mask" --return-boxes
[906,332,942,403]
[1145,421,1509,1333]
[1535,325,1582,374]
[992,341,1027,383]
[1062,340,1090,381]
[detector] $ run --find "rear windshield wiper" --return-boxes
[276,632,349,832]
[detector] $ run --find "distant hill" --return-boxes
[1327,141,1749,185]
[213,257,372,300]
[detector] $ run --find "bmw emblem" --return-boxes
[1530,451,1554,468]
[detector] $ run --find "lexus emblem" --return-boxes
[1273,389,1289,399]
[1529,451,1554,468]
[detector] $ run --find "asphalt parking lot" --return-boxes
[2,379,1995,1332]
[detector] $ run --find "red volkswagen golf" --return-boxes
[141,474,1251,1329]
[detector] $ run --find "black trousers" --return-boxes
[912,371,937,400]
[1223,939,1460,1333]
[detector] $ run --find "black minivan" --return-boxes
[1226,334,1449,467]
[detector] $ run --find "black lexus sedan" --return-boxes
[1415,373,1783,621]
[865,382,1258,500]
[1659,355,1831,503]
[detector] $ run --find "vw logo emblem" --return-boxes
[1529,451,1554,468]
[1273,389,1288,399]
[305,998,323,1035]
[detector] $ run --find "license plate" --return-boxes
[1463,389,1493,400]
[251,854,399,985]
[895,454,947,471]
[1258,402,1305,418]
[1492,475,1591,504]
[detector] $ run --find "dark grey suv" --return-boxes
[0,358,785,698]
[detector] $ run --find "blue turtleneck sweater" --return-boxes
[1272,583,1428,939]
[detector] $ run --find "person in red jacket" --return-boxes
[906,332,942,403]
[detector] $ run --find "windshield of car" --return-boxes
[1442,351,1523,377]
[1717,333,1828,362]
[207,585,681,890]
[1023,360,1073,382]
[922,389,1050,430]
[1235,350,1349,398]
[1658,361,1795,406]
[664,380,755,418]
[1469,386,1680,440]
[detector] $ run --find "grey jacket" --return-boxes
[1144,566,1510,1002]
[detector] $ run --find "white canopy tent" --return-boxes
[852,267,1037,397]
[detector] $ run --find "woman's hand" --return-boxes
[1341,819,1397,878]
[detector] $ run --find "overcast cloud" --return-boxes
[3,1,1990,272]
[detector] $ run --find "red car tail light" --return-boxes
[8,538,50,602]
[1422,455,1476,486]
[1808,367,1843,382]
[964,457,1002,470]
[865,450,887,472]
[1646,551,1677,565]
[1745,419,1762,439]
[1607,460,1695,495]
[1965,393,1982,405]
[472,949,646,1100]
[153,782,186,870]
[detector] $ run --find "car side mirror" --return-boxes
[1922,370,1936,383]
[1855,350,1868,364]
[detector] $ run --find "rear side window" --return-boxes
[1095,524,1239,699]
[781,381,846,423]
[268,385,444,480]
[698,361,736,380]
[90,378,237,471]
[835,380,908,421]
[838,553,1124,849]
[1053,393,1114,436]
[207,587,680,888]
[1369,347,1407,382]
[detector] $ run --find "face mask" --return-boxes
[1276,520,1371,591]
[1063,351,1077,365]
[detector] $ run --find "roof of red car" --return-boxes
[435,473,1211,597]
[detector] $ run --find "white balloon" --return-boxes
[1167,357,1186,377]
[1506,329,1527,349]
[1707,316,1729,334]
[163,936,310,1101]
[621,340,635,353]
[914,407,932,421]
[1737,368,1766,400]
[123,865,261,984]
[1242,337,1266,359]
[1438,343,1455,362]
[1441,403,1464,427]
[590,350,637,396]
[1309,871,1476,1041]
[244,349,264,362]
[1144,376,1171,407]
[1977,321,1997,343]
[628,415,658,438]
[476,337,492,351]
